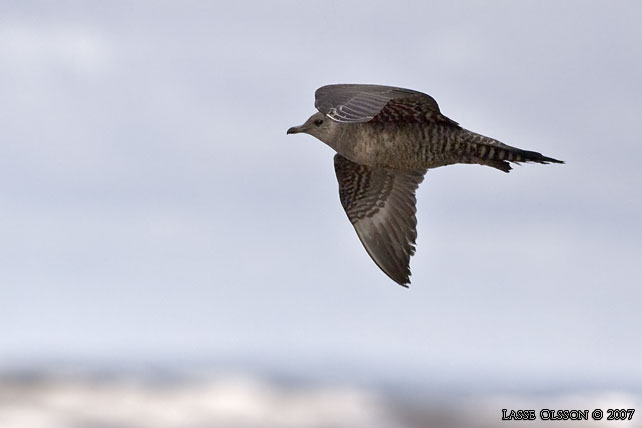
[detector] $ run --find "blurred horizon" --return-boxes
[1,367,641,428]
[2,353,642,396]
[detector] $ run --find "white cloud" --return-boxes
[0,374,396,428]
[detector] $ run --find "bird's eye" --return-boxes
[314,119,323,126]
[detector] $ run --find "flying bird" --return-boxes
[287,84,563,287]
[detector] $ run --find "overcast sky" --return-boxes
[1,0,641,392]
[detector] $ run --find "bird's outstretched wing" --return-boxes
[315,84,458,126]
[334,154,426,287]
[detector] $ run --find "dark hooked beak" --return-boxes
[287,125,304,135]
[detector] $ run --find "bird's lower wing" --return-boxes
[334,154,426,287]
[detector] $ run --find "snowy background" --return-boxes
[1,1,641,426]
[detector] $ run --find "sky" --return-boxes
[1,0,641,394]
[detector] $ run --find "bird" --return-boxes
[287,84,563,287]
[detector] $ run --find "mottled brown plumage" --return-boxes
[287,84,563,286]
[334,155,425,285]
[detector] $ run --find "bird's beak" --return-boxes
[287,125,304,135]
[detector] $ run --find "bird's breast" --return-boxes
[335,123,435,169]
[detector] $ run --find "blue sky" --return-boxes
[1,0,641,391]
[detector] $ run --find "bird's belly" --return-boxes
[336,124,425,169]
[335,123,464,170]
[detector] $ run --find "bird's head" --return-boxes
[287,112,336,144]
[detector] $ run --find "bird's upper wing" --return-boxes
[334,154,426,287]
[315,84,458,126]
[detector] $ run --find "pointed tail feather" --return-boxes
[462,129,564,173]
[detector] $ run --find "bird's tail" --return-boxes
[462,129,564,173]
